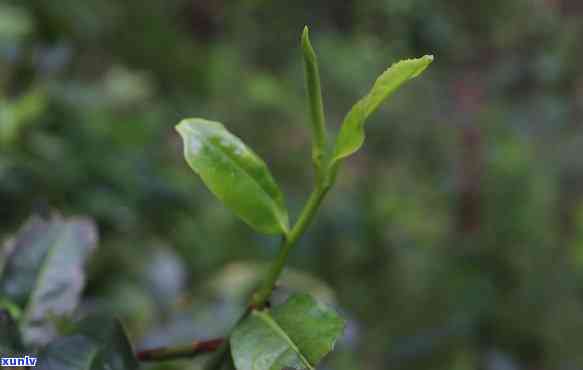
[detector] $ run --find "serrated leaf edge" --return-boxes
[331,54,434,164]
[177,120,289,235]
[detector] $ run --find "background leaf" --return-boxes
[231,293,345,370]
[176,118,289,235]
[36,316,139,370]
[0,3,33,41]
[0,309,24,354]
[332,55,433,164]
[0,87,47,146]
[37,335,97,370]
[0,215,98,346]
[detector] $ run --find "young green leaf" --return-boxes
[176,118,289,235]
[331,55,434,164]
[301,26,328,173]
[231,293,345,370]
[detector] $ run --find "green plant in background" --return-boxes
[0,216,139,369]
[0,26,431,370]
[5,0,583,368]
[171,27,432,369]
[0,88,47,146]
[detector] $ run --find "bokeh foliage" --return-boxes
[2,0,583,369]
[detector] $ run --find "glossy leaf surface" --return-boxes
[332,55,433,164]
[231,294,345,370]
[176,118,289,235]
[0,216,98,345]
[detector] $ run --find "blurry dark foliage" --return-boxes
[2,0,583,369]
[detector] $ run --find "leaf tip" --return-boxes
[174,119,189,135]
[301,26,315,59]
[175,120,196,157]
[174,120,187,140]
[410,54,434,78]
[302,25,310,38]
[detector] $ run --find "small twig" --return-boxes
[136,338,224,362]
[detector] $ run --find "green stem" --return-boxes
[207,180,332,369]
[140,26,337,367]
[136,181,334,365]
[251,183,330,308]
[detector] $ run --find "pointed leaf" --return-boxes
[36,316,139,370]
[0,216,98,346]
[176,118,289,235]
[301,26,328,172]
[332,55,434,163]
[231,294,345,370]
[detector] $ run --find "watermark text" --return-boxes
[1,356,38,367]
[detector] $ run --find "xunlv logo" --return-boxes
[1,356,38,367]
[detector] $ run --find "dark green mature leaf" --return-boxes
[0,309,24,354]
[36,335,96,370]
[36,316,139,370]
[76,316,139,370]
[0,216,98,345]
[231,294,345,370]
[332,55,434,164]
[176,118,289,235]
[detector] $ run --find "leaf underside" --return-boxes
[176,118,289,235]
[231,293,345,370]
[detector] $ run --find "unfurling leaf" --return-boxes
[176,118,289,235]
[0,216,98,346]
[231,293,345,370]
[332,55,434,164]
[301,26,328,173]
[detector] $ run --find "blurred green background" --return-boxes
[2,1,583,369]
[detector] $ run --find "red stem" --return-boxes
[136,338,225,362]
